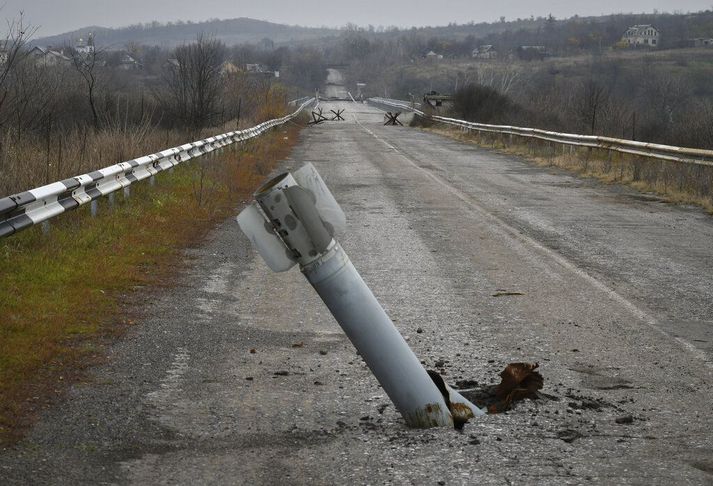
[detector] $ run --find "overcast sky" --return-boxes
[5,0,712,37]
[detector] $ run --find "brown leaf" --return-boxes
[488,362,544,413]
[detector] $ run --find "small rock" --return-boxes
[416,327,423,334]
[273,371,290,376]
[557,429,582,443]
[249,349,256,354]
[319,350,328,355]
[313,381,323,386]
[615,415,634,425]
[245,377,254,381]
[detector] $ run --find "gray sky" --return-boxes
[5,0,712,37]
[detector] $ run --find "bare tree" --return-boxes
[0,12,37,123]
[71,42,101,131]
[576,79,608,134]
[158,34,226,130]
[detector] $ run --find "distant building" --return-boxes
[472,45,497,59]
[425,50,443,60]
[245,63,268,73]
[29,46,71,66]
[220,61,240,75]
[621,25,659,47]
[245,63,278,77]
[117,53,141,70]
[75,33,96,56]
[690,38,713,48]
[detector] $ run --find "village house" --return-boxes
[472,45,497,59]
[690,38,713,48]
[621,25,659,47]
[245,63,268,73]
[425,50,443,60]
[28,46,71,66]
[117,53,141,70]
[220,61,240,75]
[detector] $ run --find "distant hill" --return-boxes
[31,10,713,53]
[32,17,340,49]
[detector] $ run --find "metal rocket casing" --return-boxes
[236,163,484,428]
[237,163,345,272]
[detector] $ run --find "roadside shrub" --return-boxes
[452,84,517,124]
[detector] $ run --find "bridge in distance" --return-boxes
[1,78,713,484]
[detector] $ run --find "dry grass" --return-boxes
[0,117,305,445]
[429,126,713,214]
[0,84,293,198]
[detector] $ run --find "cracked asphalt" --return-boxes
[1,99,712,485]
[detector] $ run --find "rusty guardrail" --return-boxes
[369,97,713,168]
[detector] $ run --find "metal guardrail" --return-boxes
[288,96,312,106]
[0,98,315,239]
[369,97,713,168]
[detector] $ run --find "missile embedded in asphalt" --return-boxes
[237,163,484,428]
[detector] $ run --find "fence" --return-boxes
[368,97,713,168]
[0,99,314,239]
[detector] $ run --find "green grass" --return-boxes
[0,123,303,444]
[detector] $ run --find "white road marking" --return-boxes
[353,113,712,369]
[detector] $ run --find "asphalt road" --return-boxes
[1,100,712,485]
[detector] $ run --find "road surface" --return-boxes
[323,69,349,99]
[1,100,712,485]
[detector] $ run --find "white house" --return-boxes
[472,45,497,59]
[622,25,659,47]
[425,50,443,60]
[75,33,95,56]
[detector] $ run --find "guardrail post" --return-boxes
[108,192,115,208]
[90,199,98,217]
[237,163,484,429]
[123,186,131,199]
[149,175,156,186]
[41,221,50,235]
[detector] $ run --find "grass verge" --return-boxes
[426,125,713,214]
[0,120,304,445]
